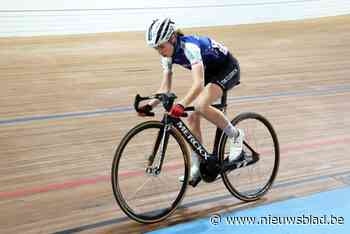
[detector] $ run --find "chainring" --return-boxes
[199,157,221,182]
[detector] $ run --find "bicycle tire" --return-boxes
[111,120,190,223]
[219,112,280,201]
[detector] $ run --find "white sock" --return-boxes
[223,120,239,139]
[191,152,200,169]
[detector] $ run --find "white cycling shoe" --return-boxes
[229,128,245,162]
[179,154,200,183]
[178,165,200,183]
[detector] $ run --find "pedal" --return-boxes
[222,151,247,172]
[223,151,244,165]
[221,151,256,173]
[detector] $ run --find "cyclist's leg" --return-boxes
[194,84,244,162]
[187,111,202,167]
[196,53,244,161]
[187,111,203,142]
[197,52,240,131]
[179,112,201,182]
[188,111,203,168]
[193,83,229,130]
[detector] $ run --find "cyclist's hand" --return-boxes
[170,104,185,118]
[138,104,155,117]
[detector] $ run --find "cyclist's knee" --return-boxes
[194,101,210,115]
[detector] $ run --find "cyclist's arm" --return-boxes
[178,42,204,107]
[178,63,204,107]
[158,70,172,93]
[148,57,173,108]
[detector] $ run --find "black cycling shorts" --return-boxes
[204,52,240,91]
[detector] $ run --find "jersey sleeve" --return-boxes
[161,56,173,73]
[183,42,203,66]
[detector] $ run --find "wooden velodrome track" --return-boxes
[1,15,350,234]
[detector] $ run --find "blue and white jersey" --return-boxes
[161,35,230,74]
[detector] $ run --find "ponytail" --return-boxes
[175,29,185,37]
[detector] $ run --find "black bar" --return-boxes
[184,103,225,112]
[212,128,223,157]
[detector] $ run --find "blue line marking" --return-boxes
[147,186,350,234]
[0,107,133,125]
[1,84,350,126]
[228,84,350,102]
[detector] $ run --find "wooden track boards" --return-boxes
[0,15,350,234]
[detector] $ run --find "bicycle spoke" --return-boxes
[129,177,153,201]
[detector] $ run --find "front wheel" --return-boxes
[111,120,190,223]
[219,112,280,201]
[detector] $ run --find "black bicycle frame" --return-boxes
[149,92,228,171]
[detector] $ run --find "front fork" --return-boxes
[146,120,171,176]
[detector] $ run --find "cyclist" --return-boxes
[138,17,245,183]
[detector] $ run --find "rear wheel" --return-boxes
[219,112,279,201]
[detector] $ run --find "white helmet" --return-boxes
[146,17,176,48]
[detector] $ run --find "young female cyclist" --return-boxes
[138,17,244,183]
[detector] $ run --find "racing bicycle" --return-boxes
[111,91,279,223]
